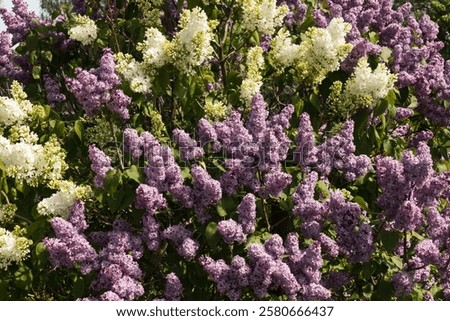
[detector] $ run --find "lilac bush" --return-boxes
[1,0,450,301]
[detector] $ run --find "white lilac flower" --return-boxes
[240,46,265,105]
[240,0,288,35]
[0,227,32,270]
[167,7,217,73]
[0,81,33,127]
[204,100,229,121]
[37,181,91,218]
[0,135,67,186]
[68,14,98,46]
[115,53,152,93]
[296,17,353,85]
[138,27,169,68]
[344,57,397,102]
[270,28,300,69]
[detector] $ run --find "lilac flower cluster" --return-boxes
[45,204,145,301]
[160,0,186,36]
[314,0,450,127]
[376,142,449,231]
[191,165,222,222]
[0,0,39,44]
[123,129,194,209]
[162,225,199,261]
[163,272,183,301]
[66,48,130,119]
[172,129,204,161]
[200,255,250,300]
[88,220,145,301]
[295,113,371,181]
[278,0,307,28]
[204,94,294,198]
[292,171,328,239]
[43,201,97,271]
[88,144,113,188]
[0,32,29,82]
[44,75,66,107]
[217,193,256,244]
[329,191,374,263]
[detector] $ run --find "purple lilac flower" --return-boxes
[322,271,350,290]
[292,171,328,239]
[237,193,257,234]
[393,272,413,296]
[260,167,292,198]
[44,203,97,271]
[43,75,66,107]
[395,107,414,121]
[161,0,186,36]
[162,225,199,261]
[279,0,307,27]
[89,220,145,300]
[198,118,220,152]
[260,34,272,52]
[123,128,143,159]
[142,214,161,251]
[247,235,301,299]
[72,0,88,15]
[414,239,441,266]
[191,165,222,222]
[66,49,131,119]
[135,184,167,215]
[0,0,39,44]
[172,129,204,161]
[319,233,339,258]
[164,273,183,301]
[295,113,318,170]
[329,191,374,263]
[88,144,113,188]
[217,219,246,244]
[199,255,250,300]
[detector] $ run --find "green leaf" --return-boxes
[104,169,122,196]
[32,65,41,80]
[391,256,403,269]
[205,222,219,248]
[14,265,33,290]
[72,277,85,299]
[42,50,53,62]
[316,180,330,198]
[374,99,389,117]
[380,230,401,253]
[216,204,227,217]
[309,93,321,110]
[74,120,84,142]
[124,165,144,183]
[353,196,369,212]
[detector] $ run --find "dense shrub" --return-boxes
[1,0,450,301]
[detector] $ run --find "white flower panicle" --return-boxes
[138,27,169,68]
[240,46,265,104]
[204,100,229,121]
[0,204,16,225]
[270,28,301,69]
[68,14,98,45]
[0,81,33,127]
[296,18,353,85]
[0,135,67,187]
[168,7,217,73]
[345,57,397,101]
[115,53,153,94]
[37,181,91,218]
[0,227,32,270]
[121,7,216,92]
[240,0,288,35]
